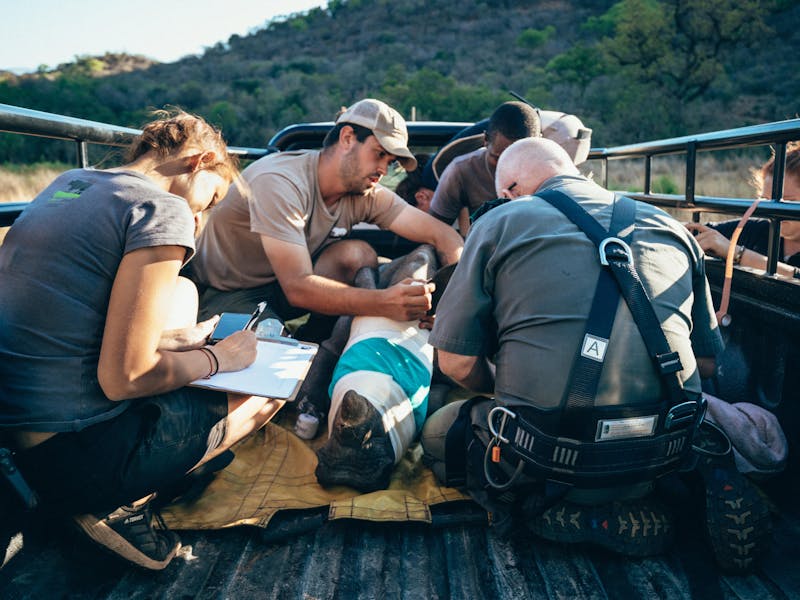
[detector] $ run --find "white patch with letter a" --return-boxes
[581,334,608,362]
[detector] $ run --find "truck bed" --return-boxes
[2,106,799,599]
[1,491,798,599]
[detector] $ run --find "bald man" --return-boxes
[420,137,729,559]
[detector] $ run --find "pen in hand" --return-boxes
[244,301,267,331]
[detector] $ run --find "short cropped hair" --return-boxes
[322,122,374,148]
[486,101,541,142]
[395,153,432,206]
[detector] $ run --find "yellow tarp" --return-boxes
[161,419,469,531]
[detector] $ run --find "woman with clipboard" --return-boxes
[0,111,283,571]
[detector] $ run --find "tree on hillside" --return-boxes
[545,43,608,98]
[602,0,769,102]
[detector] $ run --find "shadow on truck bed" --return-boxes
[1,105,799,598]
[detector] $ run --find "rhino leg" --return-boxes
[378,244,439,288]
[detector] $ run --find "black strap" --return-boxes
[498,409,693,485]
[556,194,634,436]
[536,189,686,414]
[443,396,486,487]
[0,448,38,511]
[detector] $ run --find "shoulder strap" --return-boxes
[536,189,687,421]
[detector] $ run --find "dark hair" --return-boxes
[127,108,238,182]
[486,101,541,142]
[322,122,374,148]
[752,141,800,195]
[395,153,432,206]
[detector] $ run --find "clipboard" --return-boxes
[190,338,318,401]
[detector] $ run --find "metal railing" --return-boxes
[0,103,273,227]
[2,103,799,275]
[588,118,800,275]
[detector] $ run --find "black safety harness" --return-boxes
[445,189,706,492]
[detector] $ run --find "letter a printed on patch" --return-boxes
[581,334,608,363]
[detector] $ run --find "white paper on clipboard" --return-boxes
[190,339,318,400]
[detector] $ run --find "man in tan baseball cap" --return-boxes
[191,97,463,343]
[336,98,418,171]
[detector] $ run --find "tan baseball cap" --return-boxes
[539,110,593,165]
[336,99,417,171]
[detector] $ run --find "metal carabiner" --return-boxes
[487,406,516,444]
[599,237,633,266]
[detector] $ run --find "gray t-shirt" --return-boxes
[429,147,497,223]
[430,174,723,410]
[0,169,195,431]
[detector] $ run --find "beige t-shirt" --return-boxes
[194,150,407,290]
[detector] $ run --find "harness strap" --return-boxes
[478,189,705,489]
[536,189,686,412]
[553,193,635,437]
[489,406,701,486]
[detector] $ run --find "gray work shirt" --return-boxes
[430,174,723,410]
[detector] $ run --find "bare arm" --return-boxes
[437,349,495,394]
[387,204,464,266]
[159,316,220,351]
[98,246,257,401]
[262,236,434,320]
[685,222,797,278]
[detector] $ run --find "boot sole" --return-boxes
[697,460,772,572]
[531,501,673,557]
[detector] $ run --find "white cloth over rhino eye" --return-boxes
[329,371,415,464]
[328,316,434,463]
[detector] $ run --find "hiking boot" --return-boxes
[528,497,674,557]
[73,496,181,570]
[315,390,395,492]
[691,420,772,573]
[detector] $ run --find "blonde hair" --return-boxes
[127,109,239,182]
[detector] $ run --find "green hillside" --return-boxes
[0,0,798,163]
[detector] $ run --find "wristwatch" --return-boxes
[733,244,745,265]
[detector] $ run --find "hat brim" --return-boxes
[374,133,417,171]
[431,134,485,181]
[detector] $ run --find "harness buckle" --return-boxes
[599,237,633,266]
[664,400,701,430]
[487,406,516,444]
[655,351,683,375]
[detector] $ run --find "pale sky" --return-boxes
[0,0,328,74]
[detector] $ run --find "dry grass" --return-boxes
[586,149,768,223]
[0,163,68,244]
[0,154,769,245]
[0,163,67,203]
